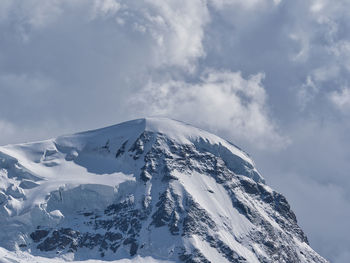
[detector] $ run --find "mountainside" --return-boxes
[0,118,327,263]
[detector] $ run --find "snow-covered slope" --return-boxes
[0,118,327,263]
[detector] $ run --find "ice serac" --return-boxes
[0,118,327,263]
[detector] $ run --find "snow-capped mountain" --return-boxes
[0,118,327,263]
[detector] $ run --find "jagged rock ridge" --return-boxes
[0,118,328,262]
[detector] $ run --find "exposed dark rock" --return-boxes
[37,228,79,252]
[179,248,211,263]
[30,229,50,243]
[115,140,128,158]
[182,198,217,236]
[128,132,152,159]
[240,178,260,195]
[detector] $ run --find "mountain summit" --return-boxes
[0,118,327,262]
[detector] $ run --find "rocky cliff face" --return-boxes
[0,118,328,262]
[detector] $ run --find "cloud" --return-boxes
[132,69,289,150]
[0,120,15,145]
[266,172,350,263]
[329,88,350,112]
[0,0,209,70]
[288,1,350,111]
[297,76,318,110]
[0,119,69,146]
[254,116,350,262]
[0,0,212,140]
[92,0,121,18]
[209,0,280,10]
[297,65,340,110]
[142,0,209,69]
[0,0,64,29]
[0,73,54,92]
[331,41,350,72]
[0,73,57,126]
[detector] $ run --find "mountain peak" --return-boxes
[0,118,328,263]
[56,117,254,169]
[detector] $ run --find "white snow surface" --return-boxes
[0,118,328,262]
[55,117,254,165]
[0,247,173,263]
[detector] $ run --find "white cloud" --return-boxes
[143,0,209,70]
[289,32,311,62]
[0,0,209,70]
[13,0,63,29]
[331,41,350,73]
[297,76,318,110]
[24,0,63,29]
[329,88,350,111]
[297,65,339,109]
[209,0,278,10]
[132,69,289,149]
[92,0,121,18]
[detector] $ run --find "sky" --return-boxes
[0,0,349,261]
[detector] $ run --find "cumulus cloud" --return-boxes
[288,0,350,111]
[142,0,209,69]
[0,0,212,140]
[132,69,289,149]
[0,0,208,70]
